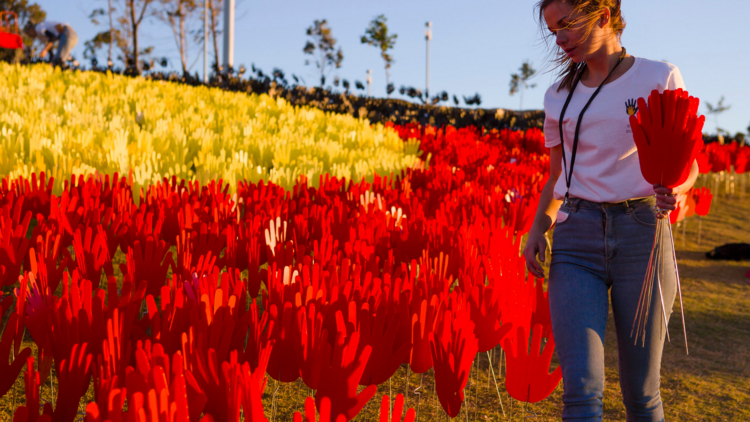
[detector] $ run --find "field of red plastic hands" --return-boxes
[696,141,750,175]
[0,122,738,421]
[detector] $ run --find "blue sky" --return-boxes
[40,0,749,135]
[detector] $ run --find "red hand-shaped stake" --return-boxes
[467,283,513,353]
[379,394,416,422]
[235,360,270,422]
[12,357,53,422]
[429,308,478,418]
[357,305,412,386]
[193,222,227,269]
[629,89,705,188]
[89,344,212,422]
[670,193,690,225]
[409,294,439,374]
[0,314,32,399]
[72,225,114,284]
[120,237,176,299]
[314,331,377,421]
[295,302,330,390]
[293,397,347,422]
[267,301,302,383]
[529,278,551,329]
[51,343,94,422]
[0,200,32,287]
[17,172,54,218]
[28,230,72,297]
[692,187,713,216]
[735,148,750,174]
[92,307,138,416]
[503,324,562,403]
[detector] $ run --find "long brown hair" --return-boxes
[536,0,626,92]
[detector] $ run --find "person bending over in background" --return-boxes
[23,20,78,66]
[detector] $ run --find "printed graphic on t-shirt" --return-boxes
[625,98,638,134]
[625,99,638,116]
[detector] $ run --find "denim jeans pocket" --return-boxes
[555,206,574,227]
[630,203,657,228]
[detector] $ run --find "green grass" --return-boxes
[2,188,748,421]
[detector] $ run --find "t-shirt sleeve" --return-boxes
[666,65,686,91]
[543,87,561,148]
[35,22,61,43]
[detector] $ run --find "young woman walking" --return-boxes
[523,1,698,421]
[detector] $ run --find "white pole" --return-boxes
[366,69,372,97]
[204,0,208,82]
[425,22,432,101]
[222,0,235,72]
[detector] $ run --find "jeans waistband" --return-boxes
[565,196,655,211]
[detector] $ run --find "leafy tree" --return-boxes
[705,96,731,136]
[85,1,129,67]
[303,19,343,87]
[360,15,397,97]
[157,0,197,74]
[509,61,537,111]
[0,0,46,63]
[85,0,154,71]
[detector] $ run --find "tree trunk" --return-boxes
[320,48,325,87]
[209,0,220,72]
[108,0,113,65]
[179,1,187,74]
[385,66,390,98]
[129,0,140,74]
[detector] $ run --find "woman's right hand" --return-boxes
[523,228,549,279]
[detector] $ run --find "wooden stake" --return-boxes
[486,350,506,417]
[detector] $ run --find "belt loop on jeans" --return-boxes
[624,199,633,214]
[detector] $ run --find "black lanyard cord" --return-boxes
[558,48,627,204]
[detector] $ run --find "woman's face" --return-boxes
[544,1,611,63]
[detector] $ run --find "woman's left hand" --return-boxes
[653,183,679,216]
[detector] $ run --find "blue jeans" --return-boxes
[549,197,676,422]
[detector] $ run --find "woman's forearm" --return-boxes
[530,176,563,235]
[677,160,700,194]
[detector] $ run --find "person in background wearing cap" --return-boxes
[23,20,78,66]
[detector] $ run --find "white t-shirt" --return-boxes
[543,56,686,203]
[35,21,64,43]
